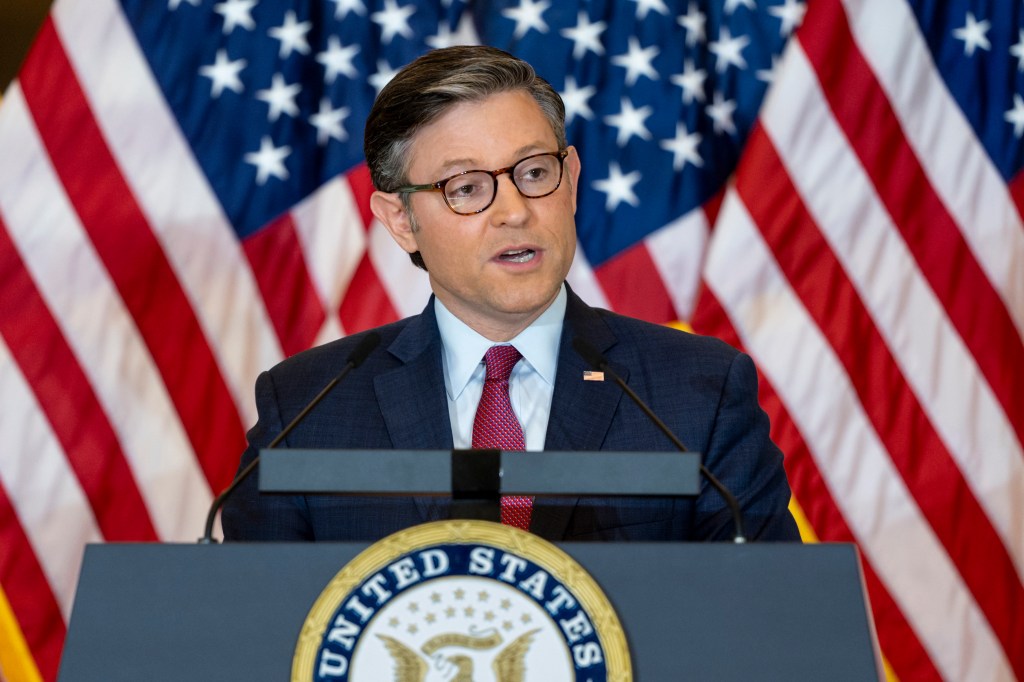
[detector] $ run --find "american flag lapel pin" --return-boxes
[583,371,604,381]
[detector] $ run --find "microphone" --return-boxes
[572,337,747,543]
[199,331,381,544]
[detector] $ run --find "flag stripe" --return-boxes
[344,164,378,234]
[737,125,1024,672]
[52,0,284,428]
[0,336,101,620]
[842,0,1024,337]
[594,242,678,322]
[19,19,246,492]
[765,36,1024,581]
[290,175,369,322]
[0,84,211,542]
[0,216,157,542]
[243,213,326,358]
[645,207,710,322]
[801,0,1024,450]
[691,288,940,680]
[704,189,1013,680]
[0,483,62,682]
[338,254,402,333]
[1009,173,1024,225]
[566,246,613,312]
[336,167,404,333]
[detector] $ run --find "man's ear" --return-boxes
[370,191,418,254]
[565,146,582,214]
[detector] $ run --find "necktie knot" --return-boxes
[483,345,522,383]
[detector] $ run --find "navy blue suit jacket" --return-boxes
[222,288,799,542]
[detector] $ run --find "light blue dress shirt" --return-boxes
[434,284,567,451]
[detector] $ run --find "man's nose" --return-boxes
[488,173,531,223]
[491,173,532,209]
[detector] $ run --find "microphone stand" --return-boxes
[573,337,747,543]
[198,332,381,544]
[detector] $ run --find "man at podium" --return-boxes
[222,46,799,544]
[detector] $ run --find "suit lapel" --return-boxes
[371,289,629,537]
[374,299,453,523]
[532,288,627,540]
[545,288,627,450]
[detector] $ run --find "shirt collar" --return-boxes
[435,284,567,400]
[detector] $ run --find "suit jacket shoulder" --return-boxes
[547,288,799,541]
[222,302,454,541]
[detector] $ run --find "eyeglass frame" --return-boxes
[392,149,570,215]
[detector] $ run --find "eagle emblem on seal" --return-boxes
[377,628,541,682]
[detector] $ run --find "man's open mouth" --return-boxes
[498,248,536,263]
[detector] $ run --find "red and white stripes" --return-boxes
[1,1,1022,681]
[0,5,433,675]
[698,0,1024,679]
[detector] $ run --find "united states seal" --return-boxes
[292,520,631,682]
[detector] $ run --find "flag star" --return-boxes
[426,22,456,49]
[256,73,302,122]
[330,0,366,20]
[611,37,660,86]
[316,36,360,83]
[706,91,738,135]
[560,76,597,124]
[768,0,806,37]
[629,0,669,21]
[244,136,291,185]
[670,59,706,104]
[369,59,400,94]
[426,14,479,49]
[677,2,706,47]
[1012,30,1024,72]
[560,11,606,59]
[709,27,750,73]
[660,123,703,171]
[213,0,256,34]
[371,0,417,44]
[168,0,200,9]
[268,11,312,59]
[724,0,756,13]
[757,56,778,83]
[310,98,351,145]
[502,0,551,40]
[199,49,246,98]
[953,12,991,57]
[604,97,653,146]
[592,162,641,211]
[1005,94,1024,138]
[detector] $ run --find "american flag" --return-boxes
[0,0,1021,680]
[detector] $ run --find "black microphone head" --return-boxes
[346,331,381,368]
[572,336,608,371]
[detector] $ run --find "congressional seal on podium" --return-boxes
[292,520,632,682]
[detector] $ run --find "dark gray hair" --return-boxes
[364,46,567,269]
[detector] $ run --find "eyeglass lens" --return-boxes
[444,153,563,214]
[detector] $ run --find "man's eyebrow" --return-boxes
[434,144,554,176]
[435,157,479,176]
[510,143,554,159]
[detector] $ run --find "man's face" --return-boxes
[373,90,581,340]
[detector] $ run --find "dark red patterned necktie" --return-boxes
[472,345,531,530]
